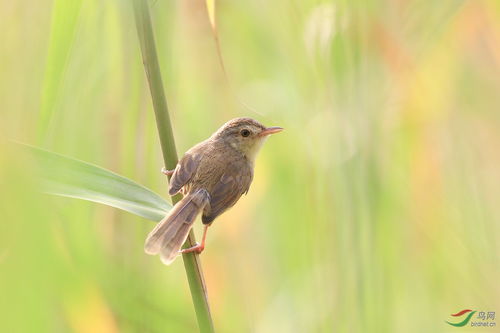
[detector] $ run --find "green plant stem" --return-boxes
[132,0,215,332]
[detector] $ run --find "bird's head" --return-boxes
[212,117,283,161]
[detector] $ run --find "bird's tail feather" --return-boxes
[144,189,210,265]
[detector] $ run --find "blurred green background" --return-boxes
[1,0,500,332]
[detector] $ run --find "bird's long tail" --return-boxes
[144,189,210,265]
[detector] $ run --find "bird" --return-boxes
[144,117,283,265]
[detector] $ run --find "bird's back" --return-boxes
[184,139,254,224]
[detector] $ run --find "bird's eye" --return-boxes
[240,129,251,137]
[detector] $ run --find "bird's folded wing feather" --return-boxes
[169,152,202,195]
[203,161,253,221]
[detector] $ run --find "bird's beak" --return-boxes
[259,126,283,137]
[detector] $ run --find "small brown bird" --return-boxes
[145,117,283,264]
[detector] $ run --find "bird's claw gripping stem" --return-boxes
[180,242,205,254]
[179,225,209,255]
[161,167,174,176]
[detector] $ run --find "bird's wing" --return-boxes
[202,161,253,223]
[168,152,202,196]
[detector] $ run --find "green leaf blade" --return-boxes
[21,143,171,222]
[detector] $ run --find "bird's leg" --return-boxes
[180,225,209,254]
[161,167,174,176]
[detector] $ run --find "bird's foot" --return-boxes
[180,242,205,254]
[161,167,174,176]
[179,225,209,255]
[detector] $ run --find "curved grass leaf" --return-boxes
[205,0,216,31]
[20,143,171,222]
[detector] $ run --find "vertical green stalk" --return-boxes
[132,0,215,332]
